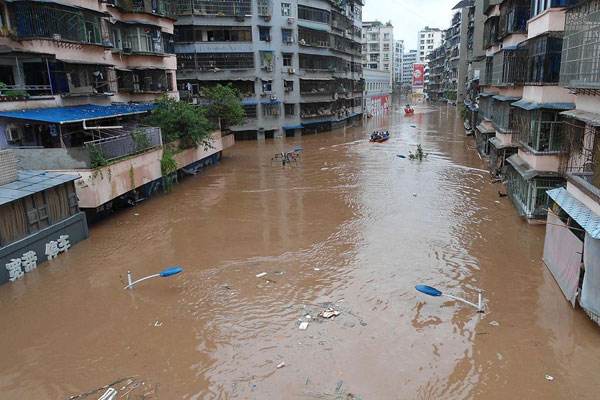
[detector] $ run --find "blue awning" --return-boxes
[283,124,303,130]
[547,187,600,239]
[241,99,258,106]
[511,99,575,111]
[493,94,520,102]
[302,118,333,126]
[0,103,156,124]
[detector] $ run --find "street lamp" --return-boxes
[124,266,183,289]
[415,284,484,313]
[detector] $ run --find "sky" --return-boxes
[362,0,456,50]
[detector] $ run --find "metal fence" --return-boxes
[560,0,600,89]
[84,127,162,163]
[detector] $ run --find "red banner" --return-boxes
[412,63,424,87]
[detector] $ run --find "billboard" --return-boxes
[412,63,425,88]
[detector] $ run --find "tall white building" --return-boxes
[362,21,394,86]
[394,40,404,86]
[417,26,443,63]
[401,49,417,88]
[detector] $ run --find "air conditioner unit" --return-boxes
[287,68,295,74]
[52,33,62,41]
[287,17,295,24]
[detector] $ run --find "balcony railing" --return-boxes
[527,34,563,84]
[174,0,251,16]
[483,16,499,49]
[498,1,530,38]
[560,0,600,89]
[512,109,564,153]
[84,127,162,164]
[491,48,528,86]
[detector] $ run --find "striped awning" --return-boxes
[548,187,600,239]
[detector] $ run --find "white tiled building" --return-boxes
[417,26,443,63]
[362,21,394,86]
[394,40,404,86]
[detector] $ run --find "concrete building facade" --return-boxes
[401,49,417,91]
[361,20,393,86]
[363,68,391,116]
[416,26,443,63]
[393,39,404,87]
[175,0,364,139]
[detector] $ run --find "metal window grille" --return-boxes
[492,48,527,85]
[512,108,565,153]
[560,0,600,89]
[298,5,330,24]
[527,33,563,84]
[176,52,254,71]
[175,0,252,16]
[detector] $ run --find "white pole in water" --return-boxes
[415,285,485,313]
[124,267,183,289]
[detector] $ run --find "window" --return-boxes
[262,80,272,92]
[282,28,293,43]
[369,54,379,62]
[285,103,295,115]
[369,33,379,41]
[263,103,280,117]
[368,63,378,69]
[259,26,271,41]
[428,45,433,49]
[383,43,390,51]
[281,2,291,16]
[243,104,257,119]
[384,33,390,40]
[383,54,389,61]
[283,53,293,67]
[369,43,379,51]
[284,80,294,91]
[384,63,389,70]
[298,5,330,23]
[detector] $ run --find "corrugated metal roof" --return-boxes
[493,94,521,102]
[511,99,575,111]
[547,187,600,239]
[0,103,155,124]
[0,170,78,207]
[560,109,600,127]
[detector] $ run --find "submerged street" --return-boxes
[2,104,600,399]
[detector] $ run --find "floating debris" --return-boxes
[545,374,554,381]
[276,362,286,369]
[489,320,500,326]
[397,154,406,158]
[299,321,309,330]
[319,308,341,319]
[256,272,267,278]
[154,320,163,327]
[313,268,320,271]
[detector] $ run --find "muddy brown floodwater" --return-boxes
[2,104,600,400]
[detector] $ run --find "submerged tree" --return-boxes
[409,144,428,161]
[202,84,246,129]
[145,95,213,148]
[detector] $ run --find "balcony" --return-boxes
[491,48,528,86]
[483,16,499,49]
[526,34,563,85]
[300,79,335,96]
[512,108,565,153]
[298,27,330,48]
[560,0,600,90]
[117,69,173,94]
[111,25,174,56]
[498,0,530,39]
[176,52,254,72]
[174,0,251,17]
[8,1,105,46]
[116,0,177,18]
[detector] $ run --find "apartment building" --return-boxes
[175,0,364,139]
[393,39,404,87]
[362,20,394,86]
[543,0,600,324]
[401,49,417,91]
[0,0,233,216]
[416,26,443,63]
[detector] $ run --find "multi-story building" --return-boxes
[0,0,228,217]
[363,68,391,116]
[424,2,473,104]
[416,26,443,63]
[401,49,417,91]
[362,20,394,86]
[393,39,404,87]
[464,0,487,133]
[175,0,364,139]
[543,0,600,325]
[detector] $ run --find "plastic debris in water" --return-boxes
[299,321,309,330]
[319,308,341,319]
[489,320,500,326]
[545,374,554,381]
[276,362,286,369]
[256,272,267,278]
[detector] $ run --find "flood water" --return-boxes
[1,104,600,399]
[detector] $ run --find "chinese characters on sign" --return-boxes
[4,235,70,282]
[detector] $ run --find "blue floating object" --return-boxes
[415,284,442,297]
[160,266,183,277]
[397,155,406,158]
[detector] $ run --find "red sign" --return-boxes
[412,64,424,87]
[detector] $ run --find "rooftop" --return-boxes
[0,170,78,207]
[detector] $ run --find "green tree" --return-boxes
[202,84,245,128]
[146,95,213,148]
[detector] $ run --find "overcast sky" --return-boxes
[362,0,456,50]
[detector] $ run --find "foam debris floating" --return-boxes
[299,321,309,330]
[256,272,267,278]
